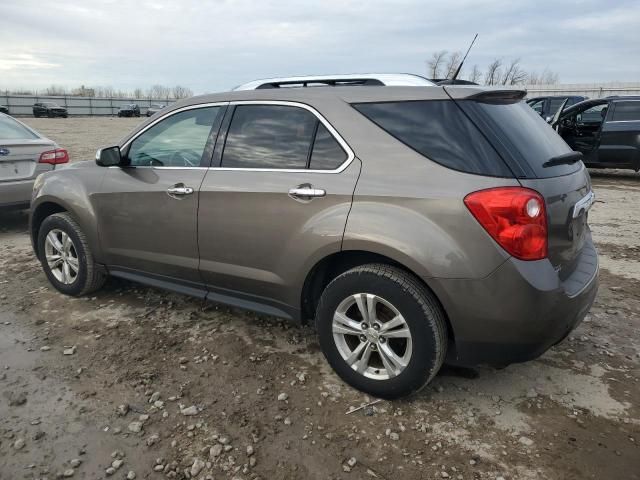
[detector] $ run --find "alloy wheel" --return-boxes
[44,229,79,285]
[332,293,412,380]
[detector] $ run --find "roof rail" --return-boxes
[234,73,436,91]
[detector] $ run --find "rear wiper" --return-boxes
[542,151,583,168]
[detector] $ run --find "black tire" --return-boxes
[316,264,447,399]
[37,212,106,296]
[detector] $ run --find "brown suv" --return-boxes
[30,81,598,398]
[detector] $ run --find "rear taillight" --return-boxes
[464,187,547,261]
[39,149,69,165]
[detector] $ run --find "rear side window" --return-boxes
[611,101,640,121]
[353,100,512,176]
[459,101,578,178]
[222,104,348,170]
[548,98,566,114]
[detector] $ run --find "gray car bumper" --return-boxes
[0,179,34,209]
[431,237,599,367]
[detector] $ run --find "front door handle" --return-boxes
[288,186,326,199]
[167,185,194,196]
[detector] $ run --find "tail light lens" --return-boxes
[464,187,547,261]
[39,149,69,165]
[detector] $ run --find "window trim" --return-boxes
[608,100,640,123]
[213,100,354,173]
[119,101,229,170]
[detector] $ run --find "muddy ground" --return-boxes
[1,117,638,480]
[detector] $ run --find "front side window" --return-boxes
[611,101,640,122]
[127,106,221,167]
[577,103,608,124]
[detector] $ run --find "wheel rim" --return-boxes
[332,293,412,380]
[44,229,79,285]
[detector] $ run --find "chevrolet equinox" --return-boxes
[30,81,598,399]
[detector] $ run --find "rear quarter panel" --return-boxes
[325,101,519,281]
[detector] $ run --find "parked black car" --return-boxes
[527,96,587,122]
[0,106,8,115]
[552,96,640,171]
[146,103,166,117]
[118,104,141,117]
[33,102,68,118]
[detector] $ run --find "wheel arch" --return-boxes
[300,249,456,352]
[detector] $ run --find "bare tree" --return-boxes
[45,85,67,96]
[468,64,482,84]
[484,59,502,85]
[147,84,171,99]
[427,50,448,79]
[527,68,559,85]
[444,51,462,79]
[500,58,527,85]
[133,88,144,99]
[172,85,193,99]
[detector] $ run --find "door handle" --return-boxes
[288,187,326,199]
[167,186,194,196]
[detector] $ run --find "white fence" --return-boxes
[0,93,175,116]
[524,82,640,99]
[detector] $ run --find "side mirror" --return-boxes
[96,146,122,167]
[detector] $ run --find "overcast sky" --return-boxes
[1,0,639,94]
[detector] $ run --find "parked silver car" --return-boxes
[30,81,598,398]
[0,113,68,209]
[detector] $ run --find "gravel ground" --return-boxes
[0,117,638,480]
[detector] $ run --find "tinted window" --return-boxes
[0,116,39,140]
[528,99,545,114]
[577,103,608,123]
[460,100,578,178]
[309,123,347,170]
[127,106,220,167]
[548,98,566,114]
[222,105,316,169]
[353,100,511,176]
[611,101,640,121]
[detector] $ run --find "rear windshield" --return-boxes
[353,100,512,177]
[0,116,39,140]
[458,100,579,178]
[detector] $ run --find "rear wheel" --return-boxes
[37,212,106,296]
[316,264,447,399]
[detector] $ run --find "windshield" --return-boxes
[459,100,580,178]
[43,102,60,107]
[0,115,39,140]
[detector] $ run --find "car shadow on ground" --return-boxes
[0,209,29,234]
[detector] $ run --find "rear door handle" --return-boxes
[167,186,194,196]
[288,187,326,199]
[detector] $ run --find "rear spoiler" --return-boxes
[465,90,527,104]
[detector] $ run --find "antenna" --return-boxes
[451,33,478,81]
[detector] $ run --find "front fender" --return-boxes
[30,164,105,262]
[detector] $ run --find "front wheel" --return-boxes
[37,212,106,296]
[316,264,447,399]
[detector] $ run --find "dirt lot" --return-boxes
[1,117,639,480]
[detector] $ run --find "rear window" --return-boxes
[353,100,512,177]
[611,101,640,121]
[458,100,579,178]
[0,116,39,140]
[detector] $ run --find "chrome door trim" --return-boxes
[209,100,356,174]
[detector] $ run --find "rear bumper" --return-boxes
[431,237,599,366]
[0,179,34,209]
